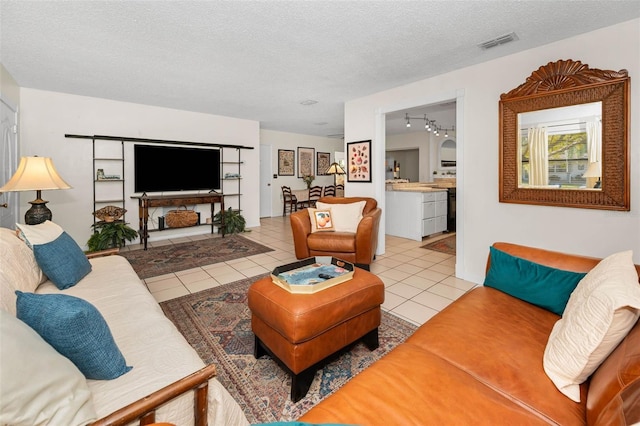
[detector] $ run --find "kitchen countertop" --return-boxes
[391,187,448,193]
[386,182,455,192]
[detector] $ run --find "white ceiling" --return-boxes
[2,1,639,138]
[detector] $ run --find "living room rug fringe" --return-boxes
[160,274,417,423]
[121,234,273,279]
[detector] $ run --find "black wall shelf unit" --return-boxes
[66,133,254,231]
[92,139,125,227]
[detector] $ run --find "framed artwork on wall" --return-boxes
[297,147,315,178]
[347,140,371,182]
[316,152,330,175]
[278,149,295,176]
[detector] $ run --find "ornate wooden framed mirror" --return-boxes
[499,59,630,210]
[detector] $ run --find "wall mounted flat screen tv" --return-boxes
[134,144,221,193]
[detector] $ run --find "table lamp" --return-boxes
[324,162,346,186]
[0,156,71,224]
[583,161,601,188]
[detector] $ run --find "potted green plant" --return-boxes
[87,220,138,252]
[213,207,248,234]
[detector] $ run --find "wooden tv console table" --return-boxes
[132,193,224,250]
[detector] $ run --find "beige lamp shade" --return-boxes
[1,156,71,225]
[324,162,346,175]
[583,161,601,189]
[325,162,346,187]
[582,161,601,178]
[0,156,71,192]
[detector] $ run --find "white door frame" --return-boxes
[1,97,19,228]
[259,144,273,218]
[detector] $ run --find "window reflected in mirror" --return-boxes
[518,102,601,190]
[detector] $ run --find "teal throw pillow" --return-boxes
[484,246,587,316]
[16,291,132,380]
[33,232,92,289]
[16,221,91,289]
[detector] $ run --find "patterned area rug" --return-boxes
[160,275,418,423]
[421,234,456,255]
[121,234,273,279]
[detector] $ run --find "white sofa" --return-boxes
[0,227,249,425]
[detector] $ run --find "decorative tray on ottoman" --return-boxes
[271,257,354,294]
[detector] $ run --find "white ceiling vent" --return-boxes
[478,32,519,50]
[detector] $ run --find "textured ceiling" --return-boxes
[2,1,639,138]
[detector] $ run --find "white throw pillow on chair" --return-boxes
[315,201,366,233]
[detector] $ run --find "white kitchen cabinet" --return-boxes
[386,189,447,241]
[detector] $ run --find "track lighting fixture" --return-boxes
[402,114,453,136]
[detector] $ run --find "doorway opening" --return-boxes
[376,90,464,277]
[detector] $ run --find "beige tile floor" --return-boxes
[123,216,477,326]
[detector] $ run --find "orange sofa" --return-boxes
[289,197,382,269]
[300,242,640,425]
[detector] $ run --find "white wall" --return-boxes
[260,129,343,217]
[18,88,260,248]
[386,132,430,181]
[345,19,640,284]
[1,64,20,107]
[386,149,419,182]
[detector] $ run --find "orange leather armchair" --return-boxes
[290,197,382,269]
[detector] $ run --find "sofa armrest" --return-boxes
[86,248,120,259]
[90,364,217,426]
[290,209,311,259]
[355,207,382,265]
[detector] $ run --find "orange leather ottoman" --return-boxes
[247,268,385,402]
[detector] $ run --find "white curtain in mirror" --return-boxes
[586,120,601,164]
[528,127,548,186]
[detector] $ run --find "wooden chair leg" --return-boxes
[284,199,297,216]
